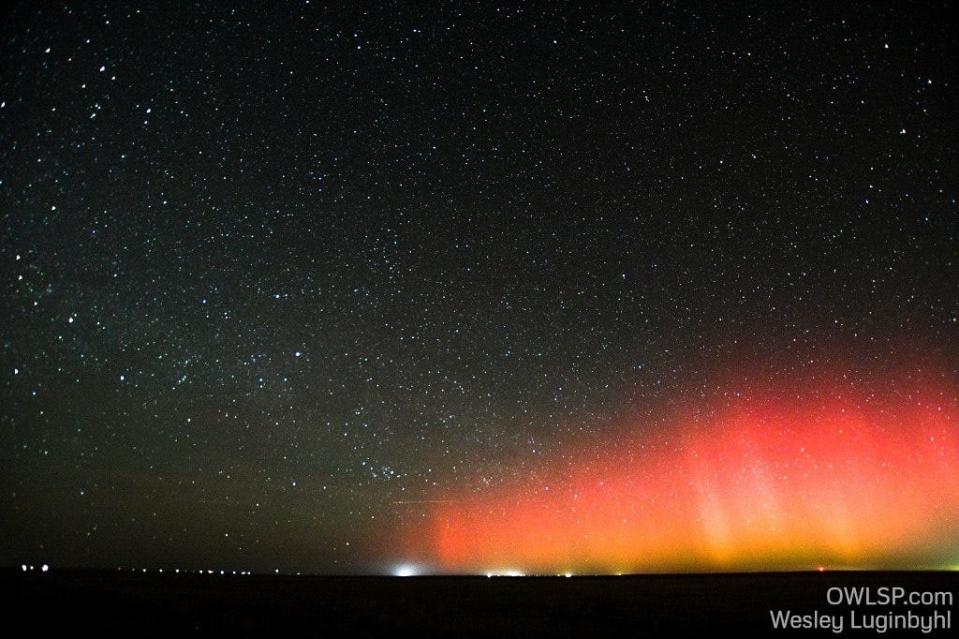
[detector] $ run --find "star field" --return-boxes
[1,2,957,573]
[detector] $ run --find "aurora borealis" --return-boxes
[2,2,958,578]
[416,368,959,573]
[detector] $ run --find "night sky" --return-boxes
[2,2,958,575]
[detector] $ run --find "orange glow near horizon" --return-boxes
[414,371,959,573]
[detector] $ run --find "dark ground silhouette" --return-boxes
[2,569,956,637]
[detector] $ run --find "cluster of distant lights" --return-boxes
[19,564,302,577]
[393,563,623,577]
[393,565,533,578]
[20,564,50,573]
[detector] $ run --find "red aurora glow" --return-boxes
[415,371,959,573]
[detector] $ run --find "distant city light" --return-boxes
[485,569,524,577]
[392,563,419,577]
[41,564,49,573]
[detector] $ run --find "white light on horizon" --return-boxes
[485,569,524,577]
[392,563,419,577]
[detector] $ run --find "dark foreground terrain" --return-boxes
[1,569,956,637]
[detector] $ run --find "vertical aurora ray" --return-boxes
[416,371,959,573]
